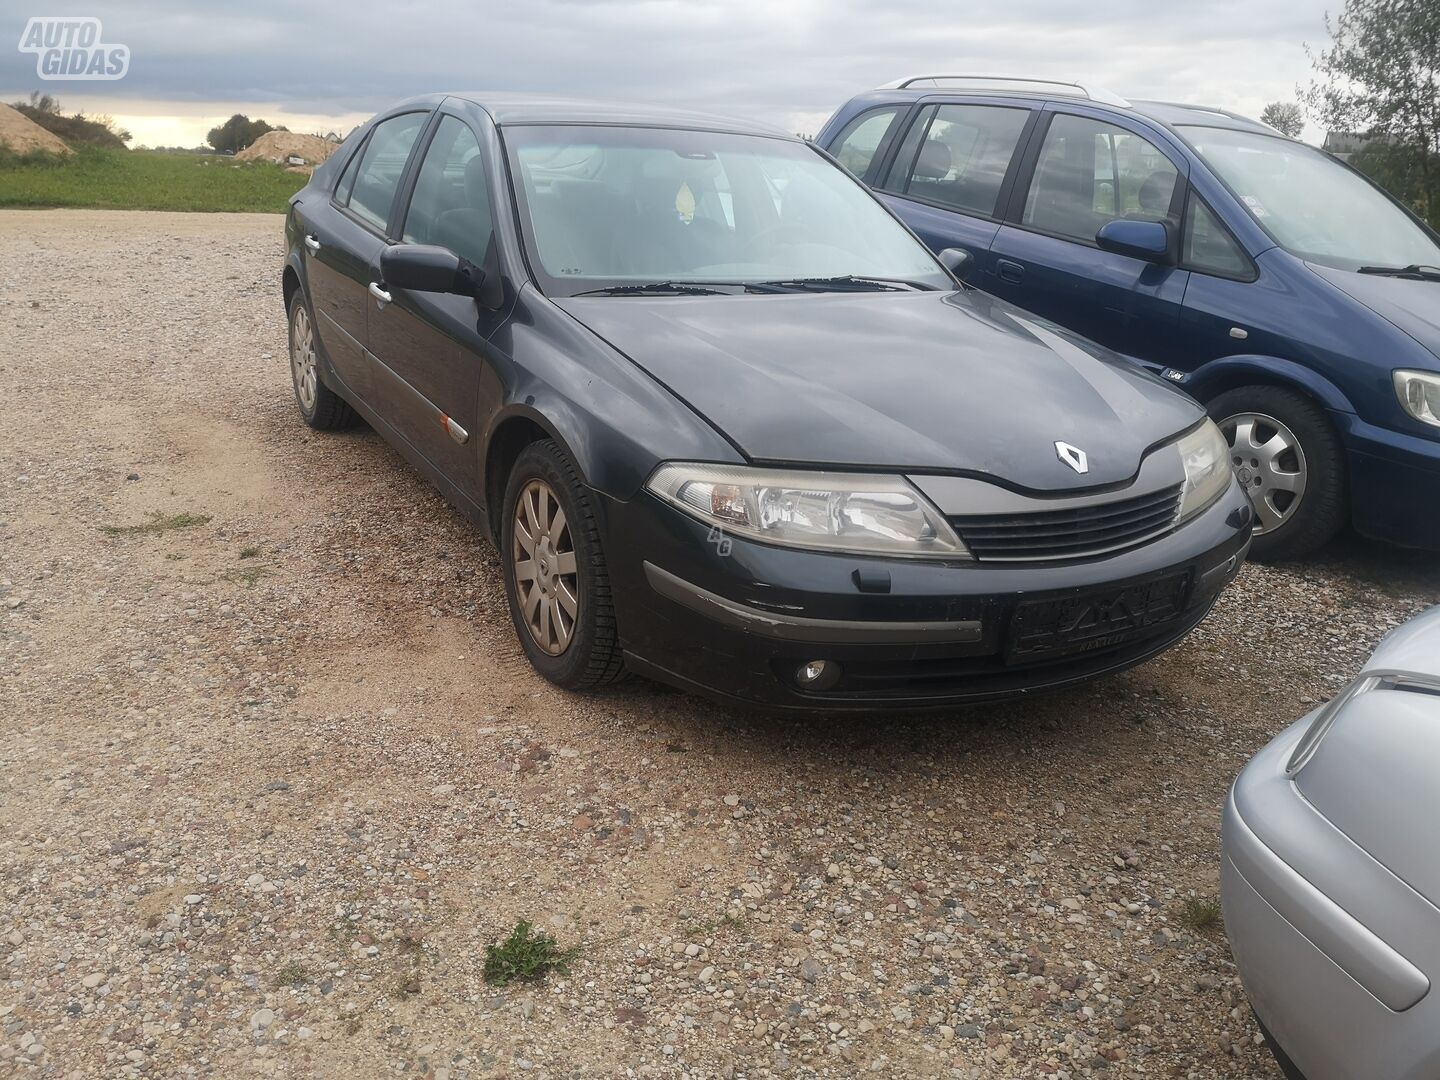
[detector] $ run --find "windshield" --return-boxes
[503,124,951,296]
[1181,126,1440,272]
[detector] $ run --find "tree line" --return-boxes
[1259,0,1437,229]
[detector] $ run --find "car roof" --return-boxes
[849,85,1279,139]
[430,92,796,139]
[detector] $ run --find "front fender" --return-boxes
[1184,355,1356,415]
[482,287,741,502]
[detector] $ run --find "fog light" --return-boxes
[795,659,841,691]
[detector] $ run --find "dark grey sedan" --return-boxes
[282,92,1252,710]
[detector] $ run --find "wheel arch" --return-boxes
[1185,356,1355,415]
[482,406,584,544]
[282,264,300,315]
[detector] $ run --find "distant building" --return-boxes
[1323,131,1396,161]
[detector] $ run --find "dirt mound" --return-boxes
[235,131,336,168]
[0,102,71,155]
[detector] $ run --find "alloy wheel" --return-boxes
[512,479,579,656]
[290,302,319,413]
[1219,411,1307,535]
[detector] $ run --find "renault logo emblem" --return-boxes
[1055,441,1089,474]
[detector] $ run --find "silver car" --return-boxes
[1223,606,1440,1080]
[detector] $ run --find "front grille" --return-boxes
[949,484,1182,562]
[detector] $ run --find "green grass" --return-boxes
[0,145,306,212]
[483,920,581,987]
[220,565,270,587]
[100,510,212,537]
[275,962,307,988]
[1179,895,1223,933]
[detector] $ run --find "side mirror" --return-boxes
[937,247,974,281]
[380,243,481,298]
[1095,220,1174,264]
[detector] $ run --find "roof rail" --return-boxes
[878,74,1131,109]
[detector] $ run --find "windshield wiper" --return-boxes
[749,275,931,293]
[572,281,732,297]
[1356,263,1440,282]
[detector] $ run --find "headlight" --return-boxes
[1394,369,1440,427]
[646,463,969,558]
[1175,418,1231,521]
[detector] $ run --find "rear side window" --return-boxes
[345,112,427,231]
[1023,114,1179,243]
[829,108,901,181]
[334,141,364,204]
[1183,195,1252,278]
[900,104,1030,217]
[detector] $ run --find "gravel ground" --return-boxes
[2,209,1438,1080]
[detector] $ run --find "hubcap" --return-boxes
[512,479,578,656]
[290,302,318,413]
[1219,412,1307,535]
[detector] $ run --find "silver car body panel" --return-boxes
[1224,605,1440,1080]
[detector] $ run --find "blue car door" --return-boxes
[985,106,1190,367]
[863,100,1039,282]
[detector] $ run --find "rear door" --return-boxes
[301,111,429,404]
[365,109,507,494]
[871,100,1038,279]
[987,108,1190,362]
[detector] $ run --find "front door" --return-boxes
[366,112,503,493]
[989,110,1190,364]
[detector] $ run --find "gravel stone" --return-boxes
[3,209,1438,1077]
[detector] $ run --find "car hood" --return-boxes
[555,289,1201,491]
[1309,264,1440,360]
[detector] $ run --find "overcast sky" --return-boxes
[2,1,1334,147]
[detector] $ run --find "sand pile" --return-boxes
[0,102,71,155]
[235,131,336,167]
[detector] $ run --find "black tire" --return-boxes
[288,289,356,431]
[500,440,625,689]
[1207,384,1346,562]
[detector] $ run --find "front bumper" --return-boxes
[602,478,1251,711]
[1334,412,1440,549]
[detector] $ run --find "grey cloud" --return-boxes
[2,0,1329,130]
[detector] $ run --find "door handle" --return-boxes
[368,281,392,307]
[997,259,1025,284]
[303,234,321,253]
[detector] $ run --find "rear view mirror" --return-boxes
[937,247,974,281]
[1095,220,1174,264]
[380,243,481,297]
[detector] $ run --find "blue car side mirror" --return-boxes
[1095,219,1174,265]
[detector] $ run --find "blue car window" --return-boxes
[830,107,901,182]
[1023,114,1178,244]
[900,104,1029,218]
[402,115,492,269]
[346,112,427,232]
[1183,195,1251,278]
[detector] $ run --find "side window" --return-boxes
[334,140,364,204]
[901,104,1030,217]
[1022,114,1179,243]
[401,115,492,268]
[1183,195,1252,278]
[829,107,901,181]
[345,112,427,231]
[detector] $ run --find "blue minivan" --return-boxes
[818,75,1440,559]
